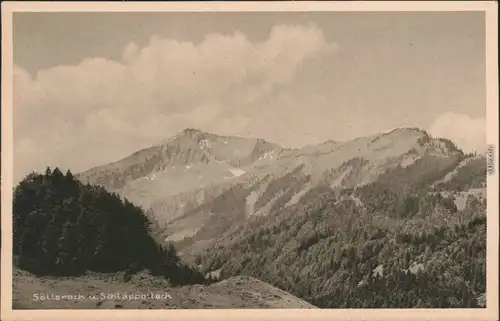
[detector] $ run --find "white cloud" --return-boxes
[13,24,336,181]
[428,112,486,153]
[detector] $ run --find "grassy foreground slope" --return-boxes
[13,268,316,309]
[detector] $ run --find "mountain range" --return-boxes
[77,127,484,251]
[19,125,484,308]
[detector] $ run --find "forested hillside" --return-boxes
[13,167,208,286]
[13,129,486,309]
[194,155,487,308]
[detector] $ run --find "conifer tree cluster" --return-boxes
[13,167,207,285]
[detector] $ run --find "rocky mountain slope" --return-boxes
[78,127,472,249]
[73,126,486,308]
[188,143,486,308]
[191,170,486,308]
[78,128,283,191]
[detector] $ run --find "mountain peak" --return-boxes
[387,127,430,137]
[178,127,208,139]
[182,128,203,134]
[163,128,210,145]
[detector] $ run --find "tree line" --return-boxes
[194,154,487,308]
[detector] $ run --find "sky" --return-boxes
[12,11,487,181]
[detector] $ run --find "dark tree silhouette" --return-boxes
[13,167,208,285]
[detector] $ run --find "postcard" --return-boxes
[1,1,498,320]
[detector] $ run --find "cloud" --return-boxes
[428,112,486,153]
[13,24,337,181]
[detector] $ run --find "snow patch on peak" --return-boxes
[400,155,422,168]
[228,168,246,177]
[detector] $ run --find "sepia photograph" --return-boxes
[1,1,498,321]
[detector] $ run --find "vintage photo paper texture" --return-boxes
[1,1,498,321]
